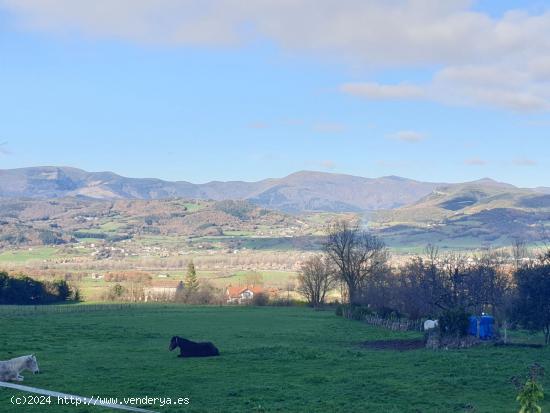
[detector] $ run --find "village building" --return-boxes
[225,285,264,304]
[144,279,184,302]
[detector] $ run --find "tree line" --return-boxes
[0,271,80,304]
[298,221,550,344]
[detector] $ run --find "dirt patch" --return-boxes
[362,339,425,351]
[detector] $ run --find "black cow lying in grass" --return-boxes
[169,336,220,358]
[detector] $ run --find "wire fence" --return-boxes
[362,314,424,332]
[0,303,138,317]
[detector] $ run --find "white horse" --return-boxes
[0,355,39,382]
[424,319,439,331]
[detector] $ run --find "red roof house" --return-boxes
[225,285,264,304]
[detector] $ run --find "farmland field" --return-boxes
[0,247,60,263]
[1,305,549,413]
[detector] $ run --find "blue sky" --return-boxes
[0,1,549,187]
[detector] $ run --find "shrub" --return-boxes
[350,305,372,321]
[107,234,131,242]
[511,363,545,413]
[252,292,269,306]
[214,200,255,220]
[174,281,223,305]
[39,230,65,245]
[439,307,470,338]
[0,233,28,244]
[73,231,108,239]
[50,280,71,301]
[105,283,126,301]
[268,298,303,307]
[377,307,401,319]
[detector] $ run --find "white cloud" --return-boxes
[3,1,549,65]
[513,158,538,166]
[341,64,550,112]
[342,65,550,112]
[340,83,425,100]
[431,65,550,112]
[3,1,550,111]
[388,131,425,143]
[530,57,550,82]
[313,122,346,134]
[247,122,269,129]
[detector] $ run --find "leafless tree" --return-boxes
[425,244,444,313]
[324,221,387,306]
[398,256,438,319]
[297,255,336,308]
[396,245,448,318]
[402,248,511,318]
[512,239,528,270]
[285,275,297,303]
[467,251,510,317]
[439,252,477,311]
[514,260,550,344]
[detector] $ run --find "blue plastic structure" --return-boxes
[468,315,494,340]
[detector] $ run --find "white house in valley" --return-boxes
[145,280,184,301]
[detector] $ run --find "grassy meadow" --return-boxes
[0,247,60,263]
[1,305,549,413]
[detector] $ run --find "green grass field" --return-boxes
[0,247,60,263]
[1,306,549,413]
[217,270,297,286]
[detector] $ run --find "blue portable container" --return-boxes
[468,315,494,340]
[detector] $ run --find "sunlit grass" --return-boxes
[0,247,59,263]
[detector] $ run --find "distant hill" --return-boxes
[372,180,550,246]
[0,167,440,212]
[0,198,316,249]
[245,171,440,212]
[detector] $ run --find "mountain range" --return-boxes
[0,166,548,247]
[0,166,443,212]
[0,166,547,214]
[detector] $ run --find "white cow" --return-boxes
[423,319,439,331]
[0,355,39,382]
